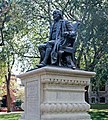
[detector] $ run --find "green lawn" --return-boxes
[89,109,108,120]
[0,113,21,120]
[0,110,108,120]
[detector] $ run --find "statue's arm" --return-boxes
[64,20,76,38]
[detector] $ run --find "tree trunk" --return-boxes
[5,70,11,112]
[6,81,11,112]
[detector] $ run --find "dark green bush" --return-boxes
[91,104,108,109]
[15,100,23,107]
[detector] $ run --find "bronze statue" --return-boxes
[37,9,80,69]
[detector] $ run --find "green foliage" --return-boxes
[0,60,6,90]
[91,104,108,110]
[15,99,22,107]
[1,0,107,72]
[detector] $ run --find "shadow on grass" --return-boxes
[89,109,108,120]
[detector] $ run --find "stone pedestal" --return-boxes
[17,66,95,120]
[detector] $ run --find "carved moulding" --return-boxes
[41,78,89,86]
[41,102,90,113]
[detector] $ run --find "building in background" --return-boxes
[89,81,108,104]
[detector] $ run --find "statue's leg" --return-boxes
[41,48,52,65]
[38,44,46,63]
[41,41,54,64]
[58,50,64,66]
[65,55,76,69]
[38,41,54,67]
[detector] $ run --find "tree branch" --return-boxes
[23,55,40,58]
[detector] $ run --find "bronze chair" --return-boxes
[58,22,80,69]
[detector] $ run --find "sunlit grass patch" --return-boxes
[89,109,108,120]
[0,113,21,120]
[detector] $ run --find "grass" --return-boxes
[0,113,21,120]
[89,109,108,120]
[0,110,108,120]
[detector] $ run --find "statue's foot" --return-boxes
[67,64,76,70]
[72,66,76,70]
[37,62,46,68]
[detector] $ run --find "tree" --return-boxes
[0,0,37,111]
[15,0,108,72]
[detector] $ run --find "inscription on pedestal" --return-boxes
[27,81,38,97]
[26,80,40,120]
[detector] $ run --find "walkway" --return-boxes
[0,111,22,115]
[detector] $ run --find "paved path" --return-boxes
[0,111,23,115]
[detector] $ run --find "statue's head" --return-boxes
[53,9,63,21]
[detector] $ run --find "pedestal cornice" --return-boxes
[17,66,96,79]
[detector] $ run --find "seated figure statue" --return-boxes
[37,9,80,69]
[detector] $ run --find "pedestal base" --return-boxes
[41,113,91,120]
[20,112,25,120]
[17,66,95,120]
